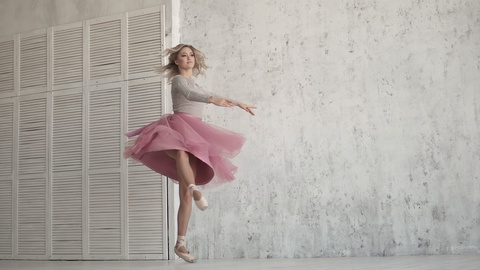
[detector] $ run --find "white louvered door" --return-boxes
[125,7,167,259]
[0,37,15,98]
[0,36,15,258]
[18,28,50,260]
[87,15,124,85]
[50,22,86,259]
[19,30,48,95]
[126,77,166,259]
[51,89,84,259]
[86,82,124,259]
[0,5,172,261]
[17,94,48,258]
[127,7,164,80]
[51,22,84,91]
[0,99,15,258]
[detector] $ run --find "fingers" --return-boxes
[244,105,256,116]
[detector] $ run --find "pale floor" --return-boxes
[1,255,479,270]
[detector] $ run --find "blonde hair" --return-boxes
[156,44,208,81]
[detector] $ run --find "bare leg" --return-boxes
[164,150,201,255]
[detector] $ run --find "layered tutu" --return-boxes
[124,112,245,187]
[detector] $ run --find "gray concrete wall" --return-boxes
[181,0,480,259]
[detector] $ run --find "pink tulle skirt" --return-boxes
[124,112,245,187]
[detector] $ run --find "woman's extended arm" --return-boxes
[173,76,256,115]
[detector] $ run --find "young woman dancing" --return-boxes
[124,44,256,263]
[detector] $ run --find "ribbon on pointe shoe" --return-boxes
[174,236,196,263]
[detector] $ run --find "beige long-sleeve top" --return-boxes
[171,75,212,118]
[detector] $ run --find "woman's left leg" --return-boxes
[177,153,198,236]
[164,150,203,262]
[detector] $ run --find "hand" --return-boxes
[209,96,235,107]
[237,102,256,116]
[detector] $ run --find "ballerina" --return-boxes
[124,44,256,263]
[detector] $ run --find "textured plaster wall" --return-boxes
[181,0,480,258]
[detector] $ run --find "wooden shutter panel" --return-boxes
[0,39,15,96]
[52,174,82,256]
[126,78,164,258]
[88,172,122,256]
[0,102,14,176]
[88,85,122,170]
[0,6,170,261]
[17,175,46,256]
[87,83,123,258]
[51,91,83,257]
[127,8,163,79]
[52,92,83,173]
[17,96,47,256]
[52,24,83,90]
[0,175,13,256]
[18,97,47,175]
[127,169,164,256]
[20,31,47,93]
[126,78,162,146]
[0,101,14,256]
[88,17,122,84]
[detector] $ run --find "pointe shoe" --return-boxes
[188,184,208,211]
[175,243,196,263]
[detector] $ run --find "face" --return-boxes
[175,47,195,70]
